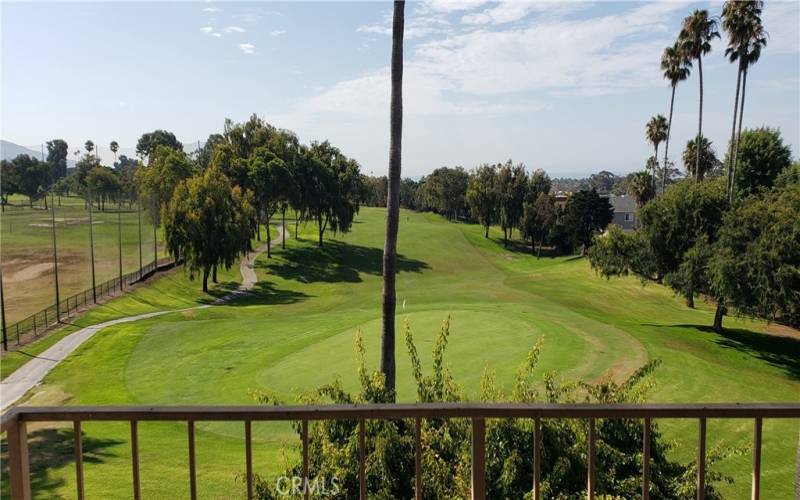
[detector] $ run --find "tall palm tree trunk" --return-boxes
[731,67,748,197]
[726,65,742,201]
[695,55,704,180]
[663,85,676,194]
[380,0,405,398]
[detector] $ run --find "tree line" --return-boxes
[1,115,365,292]
[362,161,615,256]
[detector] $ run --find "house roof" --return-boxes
[608,195,636,213]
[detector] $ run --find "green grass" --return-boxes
[4,208,798,498]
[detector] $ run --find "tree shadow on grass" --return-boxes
[224,281,311,307]
[648,323,800,381]
[1,427,124,496]
[259,240,429,284]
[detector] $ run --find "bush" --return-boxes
[252,317,738,499]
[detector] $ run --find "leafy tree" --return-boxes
[710,185,800,326]
[86,166,121,210]
[0,160,20,209]
[562,189,613,254]
[84,140,95,154]
[496,161,528,246]
[361,175,388,207]
[661,43,691,193]
[626,170,655,208]
[46,139,69,180]
[417,167,469,221]
[722,0,767,200]
[682,135,720,181]
[465,164,498,238]
[136,130,183,160]
[164,166,253,292]
[399,178,420,210]
[196,134,225,170]
[528,168,552,198]
[249,148,294,257]
[520,192,556,257]
[586,170,616,194]
[679,9,719,179]
[134,145,193,228]
[9,154,48,207]
[774,162,800,189]
[727,127,792,196]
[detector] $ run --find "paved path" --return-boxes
[0,226,285,412]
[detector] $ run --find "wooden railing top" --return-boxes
[3,402,799,432]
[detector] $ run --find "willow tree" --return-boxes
[381,0,405,396]
[164,166,252,292]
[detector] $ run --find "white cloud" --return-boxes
[357,9,451,39]
[239,43,256,54]
[202,7,220,13]
[200,26,222,37]
[420,0,486,14]
[762,1,800,54]
[270,30,287,37]
[225,26,246,33]
[461,1,588,25]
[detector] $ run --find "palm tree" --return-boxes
[682,135,719,181]
[679,10,719,180]
[660,43,690,194]
[722,0,767,200]
[626,171,655,209]
[380,0,405,397]
[110,140,119,165]
[645,115,668,193]
[84,140,94,154]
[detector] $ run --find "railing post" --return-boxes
[642,417,650,500]
[302,419,309,500]
[131,421,141,500]
[415,417,422,500]
[587,418,596,500]
[74,421,84,500]
[533,417,541,500]
[359,419,366,500]
[751,417,762,500]
[245,421,253,500]
[188,420,197,500]
[697,417,706,500]
[471,417,486,500]
[7,417,32,500]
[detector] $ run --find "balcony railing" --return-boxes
[2,403,799,500]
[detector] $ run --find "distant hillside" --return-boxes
[1,140,76,167]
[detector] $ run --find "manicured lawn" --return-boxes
[3,207,798,498]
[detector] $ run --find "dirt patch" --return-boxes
[765,323,800,340]
[6,262,54,283]
[29,218,104,228]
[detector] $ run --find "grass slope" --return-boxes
[3,208,798,499]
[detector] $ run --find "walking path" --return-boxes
[0,226,285,412]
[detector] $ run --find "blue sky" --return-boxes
[2,1,798,178]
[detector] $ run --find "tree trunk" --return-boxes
[663,84,676,195]
[380,0,404,399]
[530,237,535,255]
[282,206,287,249]
[202,267,209,293]
[726,65,742,201]
[686,295,694,309]
[503,227,508,247]
[713,302,725,333]
[695,55,703,181]
[266,214,272,257]
[295,210,299,240]
[256,213,261,241]
[484,225,488,238]
[212,265,217,284]
[731,67,748,199]
[317,214,324,248]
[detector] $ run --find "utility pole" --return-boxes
[88,183,97,303]
[118,191,123,289]
[1,267,7,351]
[138,196,143,279]
[48,146,61,321]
